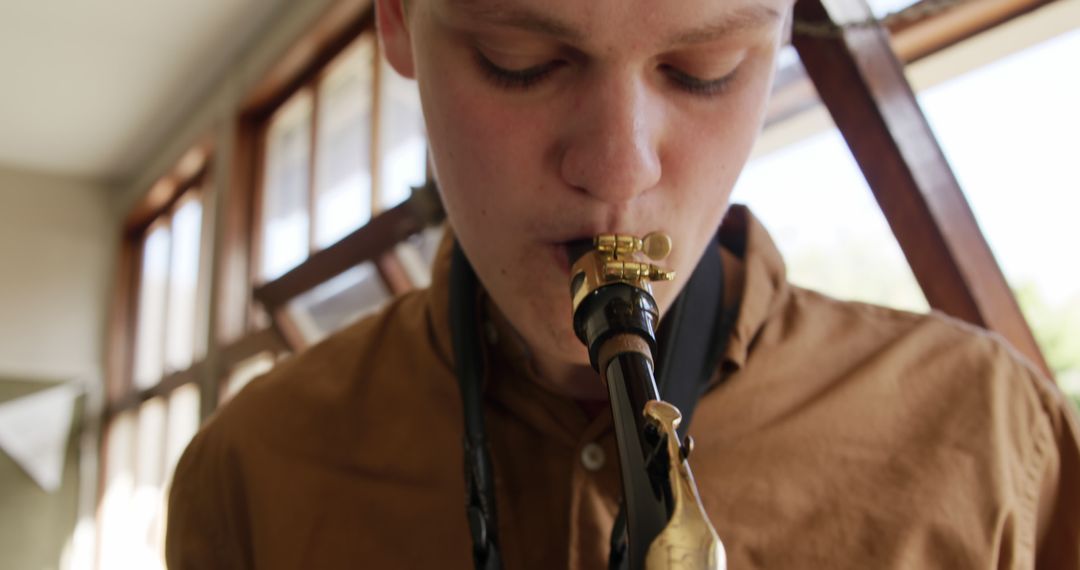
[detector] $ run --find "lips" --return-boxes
[549,238,594,275]
[565,238,594,265]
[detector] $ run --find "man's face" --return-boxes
[384,0,789,376]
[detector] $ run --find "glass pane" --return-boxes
[164,197,203,373]
[133,398,168,568]
[314,36,375,248]
[377,50,427,211]
[262,91,314,280]
[732,125,929,313]
[135,398,167,491]
[286,263,391,344]
[866,0,919,19]
[98,411,136,569]
[916,27,1080,401]
[134,222,171,389]
[164,383,201,477]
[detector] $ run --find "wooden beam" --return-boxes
[217,116,260,346]
[767,0,1058,129]
[218,326,287,371]
[105,238,137,404]
[268,307,310,353]
[376,251,416,296]
[103,326,286,419]
[791,0,1051,376]
[889,0,1056,63]
[103,364,201,420]
[253,184,443,314]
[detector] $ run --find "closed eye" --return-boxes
[474,51,566,90]
[661,64,739,97]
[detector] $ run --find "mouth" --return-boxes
[565,238,594,265]
[550,238,596,275]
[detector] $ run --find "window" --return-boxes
[915,23,1080,406]
[99,151,208,569]
[249,24,430,347]
[743,1,1077,407]
[131,196,205,388]
[257,33,427,282]
[97,3,434,567]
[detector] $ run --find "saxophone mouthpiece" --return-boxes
[566,238,595,266]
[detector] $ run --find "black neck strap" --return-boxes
[449,244,502,570]
[449,234,737,570]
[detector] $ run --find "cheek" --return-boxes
[417,75,552,233]
[674,67,774,194]
[419,58,537,173]
[657,74,774,285]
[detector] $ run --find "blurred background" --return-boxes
[0,0,1076,568]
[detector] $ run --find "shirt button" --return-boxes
[581,443,606,472]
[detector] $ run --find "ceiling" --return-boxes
[0,0,287,184]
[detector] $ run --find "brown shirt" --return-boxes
[167,207,1080,569]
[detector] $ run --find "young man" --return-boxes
[166,0,1080,568]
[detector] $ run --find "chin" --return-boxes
[555,334,592,367]
[524,299,593,366]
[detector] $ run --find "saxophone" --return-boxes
[569,234,725,570]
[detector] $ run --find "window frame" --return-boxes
[98,143,214,570]
[105,150,212,417]
[231,5,432,353]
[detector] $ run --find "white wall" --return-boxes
[0,165,113,385]
[112,0,347,218]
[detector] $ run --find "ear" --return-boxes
[376,0,416,79]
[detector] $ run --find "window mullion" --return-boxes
[308,83,321,255]
[370,33,383,216]
[159,213,176,385]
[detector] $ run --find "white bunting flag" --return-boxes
[0,383,80,493]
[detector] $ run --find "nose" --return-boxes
[558,73,662,204]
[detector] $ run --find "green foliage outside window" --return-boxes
[1014,283,1080,414]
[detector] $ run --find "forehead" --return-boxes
[435,0,787,50]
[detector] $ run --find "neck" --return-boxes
[530,351,609,401]
[486,300,609,401]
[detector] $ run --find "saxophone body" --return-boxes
[569,234,725,570]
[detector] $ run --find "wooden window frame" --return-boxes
[98,140,219,570]
[227,2,433,354]
[244,8,379,289]
[105,144,213,418]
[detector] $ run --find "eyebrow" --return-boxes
[452,1,584,42]
[666,5,782,46]
[450,1,780,46]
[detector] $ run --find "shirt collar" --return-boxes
[424,204,791,384]
[426,225,456,368]
[718,205,791,372]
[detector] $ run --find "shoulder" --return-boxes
[177,286,454,472]
[779,286,1061,466]
[168,286,466,564]
[783,285,1039,374]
